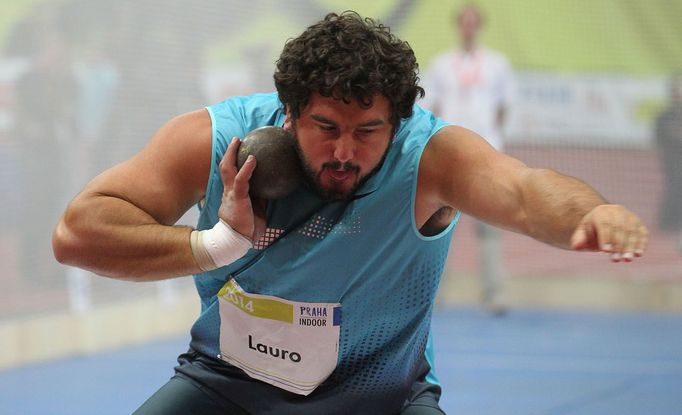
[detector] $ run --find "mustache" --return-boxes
[322,161,360,172]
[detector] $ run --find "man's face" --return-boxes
[457,7,482,45]
[287,93,394,201]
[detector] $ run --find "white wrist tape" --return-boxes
[190,220,252,271]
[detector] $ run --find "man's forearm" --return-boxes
[53,195,201,281]
[521,168,608,248]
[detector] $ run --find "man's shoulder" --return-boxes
[205,92,285,148]
[398,105,447,139]
[209,92,283,126]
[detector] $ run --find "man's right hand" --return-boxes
[218,137,267,243]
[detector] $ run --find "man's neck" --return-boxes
[460,41,478,54]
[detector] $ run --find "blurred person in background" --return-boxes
[421,2,513,314]
[655,73,682,254]
[8,3,78,286]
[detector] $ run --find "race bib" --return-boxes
[217,278,341,395]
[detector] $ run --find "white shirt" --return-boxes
[420,47,512,150]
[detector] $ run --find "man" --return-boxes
[655,73,682,253]
[421,3,513,314]
[53,11,647,415]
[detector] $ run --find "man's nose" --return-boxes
[333,134,355,163]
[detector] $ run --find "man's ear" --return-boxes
[283,110,293,131]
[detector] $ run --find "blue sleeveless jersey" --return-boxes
[188,92,458,414]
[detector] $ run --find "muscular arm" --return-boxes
[418,126,647,256]
[509,168,608,248]
[52,110,213,281]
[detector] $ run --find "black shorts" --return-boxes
[133,350,446,415]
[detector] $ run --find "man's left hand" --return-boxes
[570,204,649,262]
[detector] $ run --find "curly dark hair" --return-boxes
[274,11,425,128]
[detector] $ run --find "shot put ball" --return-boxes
[236,126,304,199]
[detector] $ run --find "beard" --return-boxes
[291,122,390,201]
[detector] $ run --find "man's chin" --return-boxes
[307,173,358,201]
[315,186,354,201]
[313,179,357,201]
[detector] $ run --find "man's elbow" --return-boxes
[52,218,80,266]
